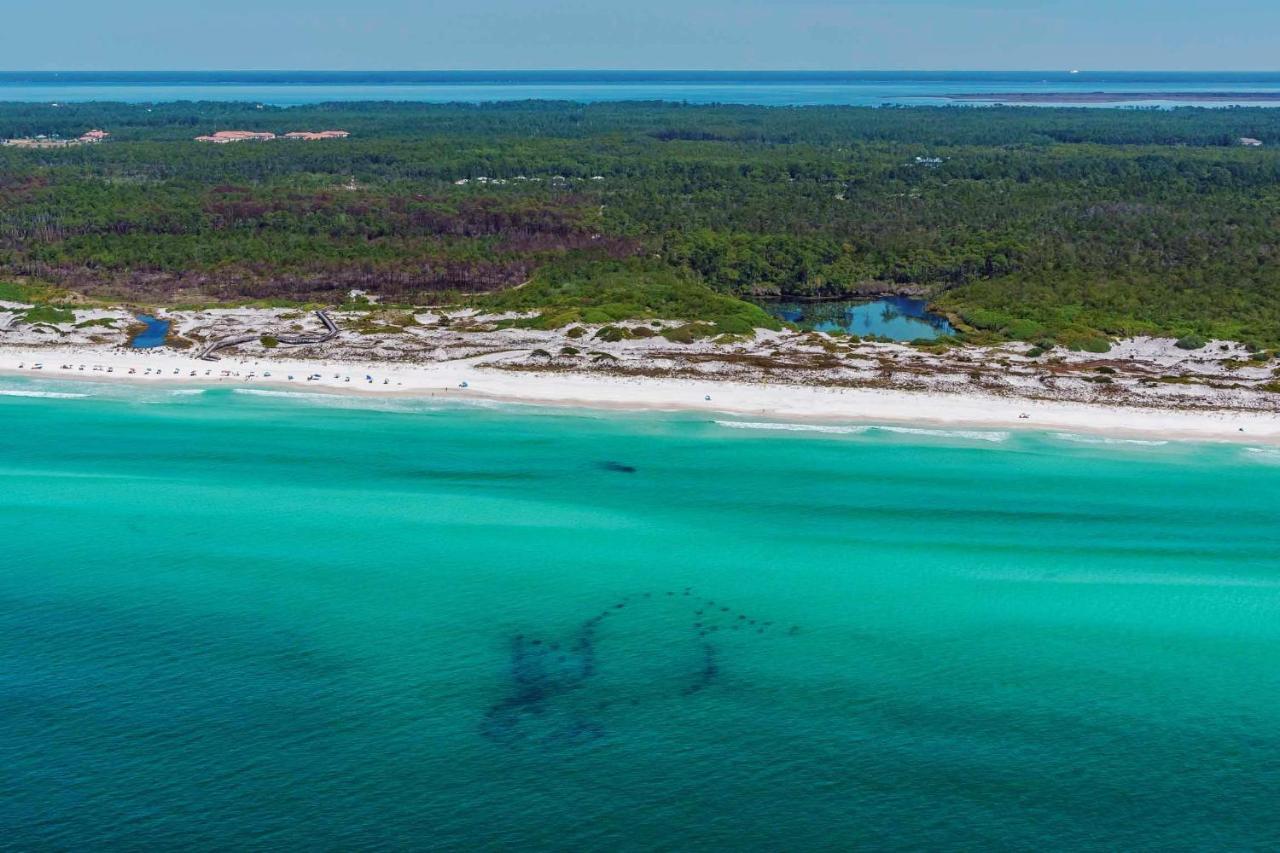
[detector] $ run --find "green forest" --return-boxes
[3,100,1280,345]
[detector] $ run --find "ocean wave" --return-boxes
[0,389,90,399]
[168,389,206,396]
[714,420,1009,442]
[233,389,341,400]
[875,426,1010,443]
[230,386,446,415]
[1050,432,1169,447]
[1244,446,1280,462]
[715,420,872,435]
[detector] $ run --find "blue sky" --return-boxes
[1,0,1275,70]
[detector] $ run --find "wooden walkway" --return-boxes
[197,310,339,361]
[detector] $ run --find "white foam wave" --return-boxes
[233,389,340,400]
[1050,432,1169,447]
[0,389,90,399]
[715,421,1008,442]
[715,420,871,435]
[169,389,206,396]
[875,426,1010,443]
[230,386,444,415]
[1244,446,1280,462]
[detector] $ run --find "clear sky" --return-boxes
[1,0,1275,71]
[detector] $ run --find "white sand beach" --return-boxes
[3,342,1277,445]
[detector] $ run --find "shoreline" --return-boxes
[3,344,1278,445]
[944,91,1280,103]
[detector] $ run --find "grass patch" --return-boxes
[23,305,75,324]
[0,281,64,304]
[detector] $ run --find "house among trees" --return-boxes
[283,130,351,140]
[2,128,109,148]
[194,130,349,143]
[194,130,278,143]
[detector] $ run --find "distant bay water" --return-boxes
[4,71,1280,107]
[3,379,1280,848]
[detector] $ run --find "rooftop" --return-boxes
[194,130,277,144]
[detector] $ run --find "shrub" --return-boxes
[709,316,750,335]
[559,346,580,356]
[1025,346,1046,358]
[1061,333,1111,353]
[260,334,279,348]
[594,326,630,343]
[566,326,586,339]
[1175,335,1207,350]
[484,258,779,333]
[581,308,615,324]
[1004,319,1046,340]
[661,322,717,343]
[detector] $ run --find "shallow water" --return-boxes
[2,379,1279,849]
[765,296,956,340]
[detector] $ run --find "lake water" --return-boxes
[129,314,170,348]
[766,296,956,341]
[4,71,1280,107]
[2,378,1280,849]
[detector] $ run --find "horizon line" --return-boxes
[1,68,1278,74]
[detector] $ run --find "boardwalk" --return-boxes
[274,311,339,345]
[197,311,339,361]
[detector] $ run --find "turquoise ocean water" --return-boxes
[2,378,1280,849]
[4,71,1280,107]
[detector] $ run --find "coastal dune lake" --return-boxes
[3,380,1280,849]
[764,296,956,341]
[128,314,171,349]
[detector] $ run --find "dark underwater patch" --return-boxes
[480,589,795,749]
